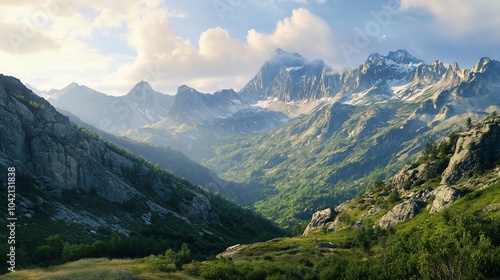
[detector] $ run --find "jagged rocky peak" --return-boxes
[270,48,308,66]
[472,57,490,73]
[364,49,423,67]
[45,82,80,97]
[361,50,424,76]
[214,88,237,97]
[124,81,157,100]
[365,52,383,64]
[66,81,80,88]
[173,85,204,107]
[176,84,200,96]
[439,61,464,81]
[449,61,460,71]
[471,57,500,73]
[128,80,154,93]
[57,82,105,98]
[55,82,80,92]
[431,60,446,74]
[386,49,424,64]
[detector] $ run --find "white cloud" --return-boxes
[247,8,336,62]
[400,0,500,36]
[106,7,337,95]
[0,1,337,96]
[0,22,58,54]
[0,39,121,93]
[0,1,121,92]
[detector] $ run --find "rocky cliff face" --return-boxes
[240,48,310,102]
[2,76,159,203]
[442,118,500,184]
[391,163,434,190]
[0,74,225,234]
[302,116,499,235]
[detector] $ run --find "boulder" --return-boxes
[391,161,446,190]
[303,208,336,236]
[428,185,462,214]
[442,119,500,184]
[391,163,430,190]
[377,200,420,229]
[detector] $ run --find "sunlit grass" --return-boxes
[0,258,198,280]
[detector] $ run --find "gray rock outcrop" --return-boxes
[179,193,221,226]
[391,163,431,190]
[303,208,336,236]
[0,75,221,231]
[442,118,500,184]
[428,185,462,213]
[377,200,421,229]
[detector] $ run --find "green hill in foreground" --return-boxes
[4,117,499,279]
[0,74,283,274]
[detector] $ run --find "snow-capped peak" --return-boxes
[269,48,308,66]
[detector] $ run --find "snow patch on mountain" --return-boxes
[252,97,335,118]
[286,66,305,72]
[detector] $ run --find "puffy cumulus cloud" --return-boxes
[0,38,120,92]
[0,1,337,96]
[0,1,93,38]
[0,21,58,54]
[400,0,500,37]
[108,20,266,94]
[0,4,57,54]
[247,8,336,62]
[86,0,163,29]
[0,1,118,92]
[109,7,337,95]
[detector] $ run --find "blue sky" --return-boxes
[0,0,499,95]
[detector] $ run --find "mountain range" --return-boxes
[205,50,500,225]
[32,81,175,134]
[26,49,500,227]
[0,74,282,267]
[1,47,500,277]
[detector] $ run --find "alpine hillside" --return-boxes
[35,49,500,228]
[201,50,500,226]
[0,74,283,270]
[5,113,499,280]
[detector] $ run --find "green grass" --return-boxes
[6,178,499,279]
[451,178,500,218]
[0,258,198,280]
